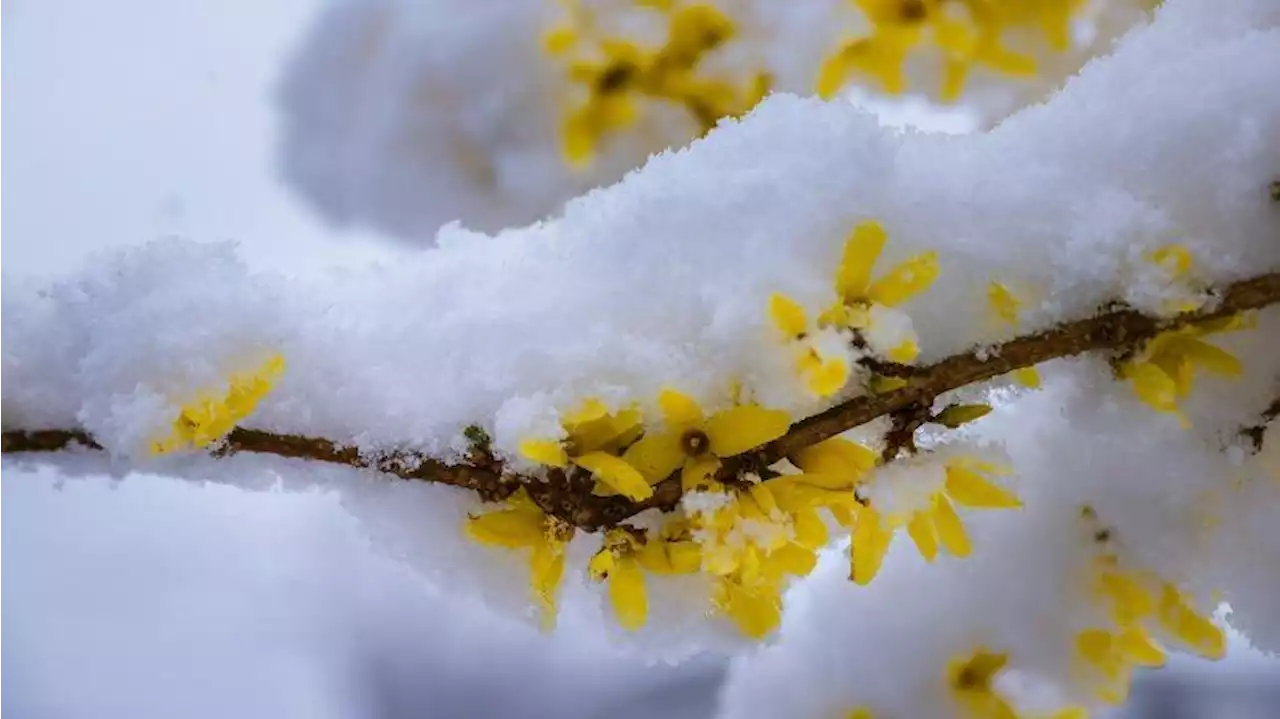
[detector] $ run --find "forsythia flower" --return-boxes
[850,456,1021,585]
[622,388,790,491]
[152,354,286,454]
[947,648,1018,719]
[823,221,938,363]
[519,397,652,500]
[988,281,1041,388]
[589,527,650,631]
[818,0,1082,102]
[1069,517,1226,704]
[686,470,859,637]
[551,2,769,166]
[768,293,851,397]
[785,435,878,526]
[587,520,702,633]
[1121,315,1248,422]
[465,489,575,630]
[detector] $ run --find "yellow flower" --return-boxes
[1122,316,1248,421]
[465,489,574,630]
[987,281,1042,389]
[768,293,851,397]
[823,221,938,363]
[947,647,1018,719]
[561,39,647,166]
[519,398,652,501]
[1075,552,1224,702]
[550,2,768,166]
[818,0,1080,102]
[152,354,286,454]
[622,388,790,492]
[851,457,1021,585]
[588,527,650,631]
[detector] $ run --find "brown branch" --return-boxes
[4,272,1280,531]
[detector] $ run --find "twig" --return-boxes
[4,272,1280,531]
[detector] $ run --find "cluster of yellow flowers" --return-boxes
[1072,506,1225,706]
[466,219,1034,636]
[151,354,286,454]
[818,0,1086,103]
[545,1,771,166]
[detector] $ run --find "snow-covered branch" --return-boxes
[6,269,1278,531]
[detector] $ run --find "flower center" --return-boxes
[680,429,711,457]
[899,0,928,23]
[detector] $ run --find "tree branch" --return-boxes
[4,271,1279,531]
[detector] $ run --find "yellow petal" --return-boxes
[806,356,850,397]
[562,108,597,167]
[705,406,791,457]
[816,48,853,99]
[1076,629,1115,669]
[1126,362,1179,413]
[906,509,939,562]
[940,58,969,103]
[933,494,971,558]
[667,541,703,573]
[563,397,610,426]
[543,26,577,54]
[1011,367,1041,389]
[465,509,545,548]
[793,506,829,549]
[1158,586,1225,659]
[866,252,939,307]
[769,293,809,339]
[722,581,782,639]
[1117,626,1166,667]
[870,375,909,394]
[577,451,653,501]
[836,221,887,302]
[886,339,919,363]
[1097,570,1156,623]
[622,429,686,482]
[945,466,1022,509]
[846,709,875,719]
[609,557,648,631]
[1149,245,1193,278]
[1181,340,1242,378]
[682,455,722,493]
[530,540,566,631]
[933,403,992,429]
[767,543,817,577]
[520,439,569,468]
[659,388,704,427]
[748,482,780,515]
[851,505,893,585]
[588,546,617,581]
[792,437,877,479]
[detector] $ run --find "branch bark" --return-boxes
[4,271,1279,531]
